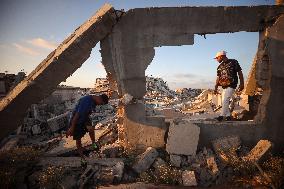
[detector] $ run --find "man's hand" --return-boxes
[238,84,244,92]
[66,127,74,137]
[214,87,219,95]
[213,89,218,95]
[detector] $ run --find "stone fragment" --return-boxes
[206,156,219,174]
[100,143,121,158]
[31,124,41,135]
[152,157,167,169]
[99,167,115,184]
[132,147,158,173]
[170,154,182,167]
[121,93,133,105]
[166,120,200,155]
[78,165,98,188]
[113,161,124,182]
[182,170,197,186]
[212,135,241,153]
[244,140,272,162]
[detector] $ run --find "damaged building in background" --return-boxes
[1,1,284,188]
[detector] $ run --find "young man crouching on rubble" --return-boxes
[66,94,109,159]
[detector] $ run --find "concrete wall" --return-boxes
[0,4,117,139]
[101,5,284,151]
[262,14,284,151]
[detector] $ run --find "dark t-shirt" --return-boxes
[70,95,96,125]
[217,59,242,89]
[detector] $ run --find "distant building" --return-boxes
[92,78,109,93]
[0,72,26,98]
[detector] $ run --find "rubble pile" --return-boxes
[0,77,282,188]
[175,88,202,102]
[1,115,283,188]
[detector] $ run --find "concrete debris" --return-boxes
[166,119,200,155]
[170,154,182,167]
[132,147,159,174]
[243,140,272,162]
[0,136,20,152]
[182,170,197,186]
[98,161,124,184]
[212,135,241,153]
[121,93,133,105]
[1,3,284,188]
[206,156,219,174]
[152,157,167,169]
[78,165,98,189]
[100,143,122,158]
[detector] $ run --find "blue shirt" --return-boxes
[71,95,96,125]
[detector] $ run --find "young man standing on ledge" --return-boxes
[66,94,109,158]
[213,51,244,121]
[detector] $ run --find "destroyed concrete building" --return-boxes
[0,72,26,98]
[1,2,284,188]
[92,78,109,93]
[1,3,284,154]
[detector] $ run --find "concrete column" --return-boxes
[263,15,284,152]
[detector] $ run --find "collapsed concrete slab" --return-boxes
[166,120,200,155]
[212,135,241,153]
[132,147,158,174]
[244,140,272,162]
[182,170,197,186]
[46,127,108,156]
[38,157,124,168]
[169,154,182,167]
[0,4,117,139]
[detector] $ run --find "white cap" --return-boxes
[214,50,227,59]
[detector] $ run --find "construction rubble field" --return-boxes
[1,2,284,189]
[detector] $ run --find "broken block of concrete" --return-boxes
[206,156,219,175]
[100,143,121,158]
[170,154,182,167]
[212,135,241,162]
[244,140,272,162]
[152,157,167,169]
[212,135,241,153]
[78,165,98,188]
[132,147,158,174]
[166,120,200,155]
[98,161,124,184]
[182,170,197,186]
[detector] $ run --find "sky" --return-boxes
[0,0,275,89]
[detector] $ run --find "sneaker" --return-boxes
[91,142,99,151]
[225,116,232,121]
[215,116,224,121]
[80,158,87,167]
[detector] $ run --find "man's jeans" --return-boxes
[221,87,235,117]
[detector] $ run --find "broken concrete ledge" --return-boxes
[97,182,243,189]
[193,121,264,150]
[38,157,124,168]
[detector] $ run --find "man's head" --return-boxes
[94,94,109,105]
[214,50,227,63]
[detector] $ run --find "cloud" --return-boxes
[165,73,215,89]
[13,43,39,56]
[172,73,197,79]
[27,38,58,50]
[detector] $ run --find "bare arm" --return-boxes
[214,76,220,94]
[66,112,79,137]
[238,70,244,92]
